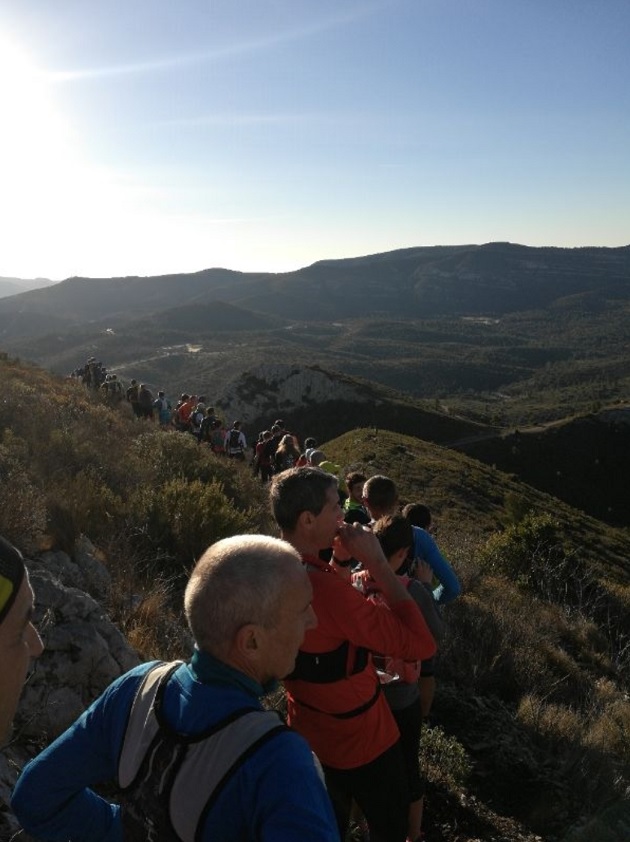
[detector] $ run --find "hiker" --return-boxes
[343,472,371,525]
[308,451,348,500]
[364,479,461,724]
[189,402,206,441]
[402,501,460,718]
[137,384,154,420]
[126,379,141,418]
[296,437,317,467]
[363,478,461,606]
[225,420,247,460]
[370,515,446,842]
[199,406,217,445]
[209,419,227,455]
[175,394,197,431]
[274,434,301,473]
[0,536,44,745]
[12,535,340,842]
[255,431,274,482]
[269,467,436,842]
[153,390,172,427]
[101,374,123,404]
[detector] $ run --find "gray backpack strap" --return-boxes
[170,710,286,842]
[118,660,287,842]
[118,661,182,788]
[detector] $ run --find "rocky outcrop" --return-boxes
[216,363,379,426]
[0,539,140,838]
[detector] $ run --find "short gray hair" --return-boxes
[184,535,302,656]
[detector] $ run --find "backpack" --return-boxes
[199,416,215,442]
[190,410,203,432]
[117,662,287,842]
[228,428,242,450]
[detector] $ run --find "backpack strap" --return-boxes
[118,661,288,842]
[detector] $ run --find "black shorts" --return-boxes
[323,740,409,842]
[392,697,425,801]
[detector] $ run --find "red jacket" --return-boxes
[283,555,436,769]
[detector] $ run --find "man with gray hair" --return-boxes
[13,535,339,842]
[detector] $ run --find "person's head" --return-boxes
[184,535,316,683]
[0,537,44,743]
[262,430,272,441]
[363,475,399,519]
[372,515,413,574]
[308,450,326,467]
[271,424,281,437]
[279,434,295,451]
[303,437,316,451]
[270,467,341,552]
[402,503,432,531]
[232,420,241,430]
[346,472,367,505]
[158,390,165,398]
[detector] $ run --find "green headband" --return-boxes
[0,537,26,625]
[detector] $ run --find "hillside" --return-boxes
[0,354,628,841]
[454,406,630,528]
[1,242,628,428]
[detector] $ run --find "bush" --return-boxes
[128,478,256,576]
[421,724,471,789]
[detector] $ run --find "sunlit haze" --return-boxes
[1,0,628,280]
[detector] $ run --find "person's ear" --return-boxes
[234,623,259,657]
[297,509,316,530]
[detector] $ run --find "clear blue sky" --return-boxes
[1,0,628,280]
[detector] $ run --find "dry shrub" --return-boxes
[585,698,630,761]
[123,582,191,662]
[0,432,47,551]
[420,724,471,789]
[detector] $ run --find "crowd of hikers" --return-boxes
[15,360,465,841]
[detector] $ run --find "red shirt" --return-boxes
[283,555,436,769]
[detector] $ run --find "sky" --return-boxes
[0,0,628,280]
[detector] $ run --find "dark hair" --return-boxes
[372,515,413,561]
[363,475,398,514]
[402,503,432,530]
[346,471,366,491]
[270,467,337,532]
[304,437,317,449]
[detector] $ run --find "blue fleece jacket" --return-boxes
[12,652,339,842]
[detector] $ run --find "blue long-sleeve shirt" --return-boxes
[12,652,339,842]
[412,525,461,605]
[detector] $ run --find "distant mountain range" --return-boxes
[1,242,628,337]
[0,276,55,299]
[1,242,628,432]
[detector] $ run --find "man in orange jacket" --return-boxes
[270,468,436,842]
